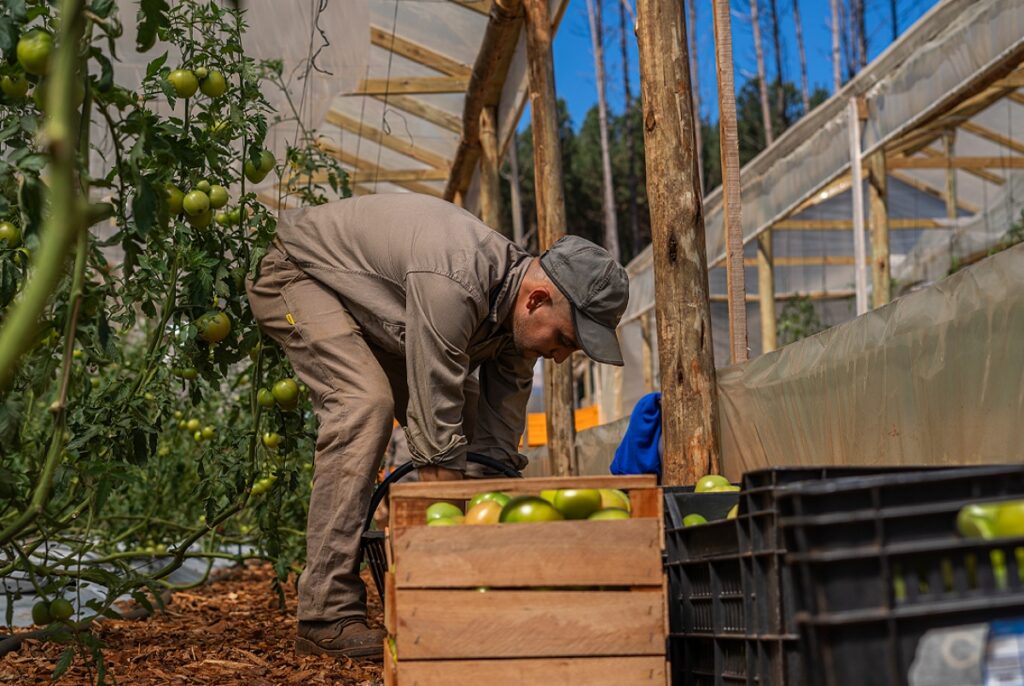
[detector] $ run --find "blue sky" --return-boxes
[540,0,940,131]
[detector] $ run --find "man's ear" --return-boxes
[525,287,552,313]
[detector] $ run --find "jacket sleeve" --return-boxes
[402,271,484,472]
[468,346,534,471]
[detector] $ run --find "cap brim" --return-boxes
[572,307,624,366]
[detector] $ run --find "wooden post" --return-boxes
[508,132,525,245]
[943,130,958,220]
[636,0,722,485]
[757,232,776,352]
[524,0,576,476]
[713,0,749,364]
[848,97,868,316]
[479,106,501,230]
[640,311,654,392]
[867,149,891,307]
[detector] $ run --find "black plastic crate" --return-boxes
[778,464,1024,686]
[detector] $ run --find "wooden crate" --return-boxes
[383,475,669,685]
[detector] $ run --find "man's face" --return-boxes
[512,290,579,363]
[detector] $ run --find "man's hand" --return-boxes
[419,465,464,481]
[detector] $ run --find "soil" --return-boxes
[1,564,385,685]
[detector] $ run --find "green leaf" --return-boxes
[91,0,116,18]
[53,648,74,680]
[0,18,15,57]
[132,182,158,236]
[7,0,27,22]
[145,52,168,79]
[136,0,170,53]
[93,51,115,93]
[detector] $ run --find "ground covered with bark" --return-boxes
[1,564,384,685]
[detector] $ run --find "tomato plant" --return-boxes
[0,0,351,678]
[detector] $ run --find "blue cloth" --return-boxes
[610,392,662,478]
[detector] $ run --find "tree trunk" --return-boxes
[857,0,867,70]
[635,0,722,484]
[839,0,854,81]
[687,0,703,192]
[523,0,576,476]
[831,0,842,92]
[713,0,750,365]
[585,0,621,261]
[793,0,810,114]
[750,0,773,146]
[890,0,898,41]
[768,0,785,126]
[508,131,525,246]
[619,0,642,254]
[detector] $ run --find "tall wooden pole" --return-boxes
[713,0,749,365]
[618,0,642,253]
[523,0,576,476]
[585,0,621,261]
[479,106,502,230]
[636,0,721,484]
[750,0,777,354]
[508,132,525,245]
[867,149,891,307]
[687,0,703,191]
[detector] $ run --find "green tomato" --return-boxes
[228,207,243,225]
[258,149,276,173]
[195,180,212,193]
[1,74,30,99]
[200,70,227,97]
[0,221,21,249]
[17,30,53,76]
[425,502,463,522]
[588,507,631,521]
[272,378,300,410]
[186,418,201,432]
[49,598,73,622]
[194,66,209,80]
[244,159,268,184]
[201,426,215,439]
[182,190,210,216]
[261,432,282,449]
[31,601,52,625]
[215,211,231,226]
[166,69,199,98]
[196,310,231,344]
[208,185,229,209]
[166,184,184,215]
[187,208,213,229]
[682,513,708,527]
[694,475,731,493]
[257,388,276,408]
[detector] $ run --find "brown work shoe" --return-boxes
[295,619,385,660]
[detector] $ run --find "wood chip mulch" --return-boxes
[1,563,385,685]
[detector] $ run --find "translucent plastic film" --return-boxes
[716,244,1024,480]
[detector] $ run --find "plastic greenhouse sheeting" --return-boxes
[715,243,1024,481]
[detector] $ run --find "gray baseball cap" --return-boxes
[539,235,629,366]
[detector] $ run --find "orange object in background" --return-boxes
[521,405,599,448]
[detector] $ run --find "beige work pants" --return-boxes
[246,244,478,622]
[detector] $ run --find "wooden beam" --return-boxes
[942,132,958,221]
[774,218,946,230]
[918,146,1006,186]
[888,155,1024,170]
[710,289,856,303]
[524,0,575,476]
[324,110,451,170]
[959,121,1024,156]
[888,170,979,214]
[849,98,869,316]
[1009,92,1024,107]
[712,0,748,364]
[302,168,448,184]
[448,0,492,15]
[444,0,525,201]
[369,26,472,78]
[373,95,462,133]
[867,150,890,308]
[316,139,444,197]
[354,76,469,95]
[742,256,856,267]
[478,106,502,229]
[637,0,721,485]
[992,68,1024,89]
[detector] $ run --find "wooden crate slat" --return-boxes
[384,639,397,686]
[393,518,662,588]
[394,589,665,659]
[393,656,668,685]
[389,474,657,500]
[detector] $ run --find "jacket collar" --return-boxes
[489,253,531,328]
